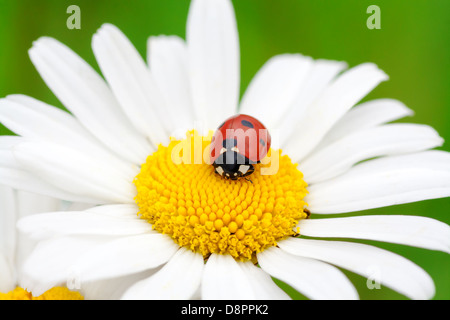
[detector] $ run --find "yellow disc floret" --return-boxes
[0,287,83,300]
[134,131,308,261]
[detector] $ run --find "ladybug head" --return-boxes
[213,149,255,180]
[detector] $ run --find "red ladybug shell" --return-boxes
[210,114,271,164]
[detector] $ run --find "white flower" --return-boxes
[0,186,86,299]
[1,0,449,300]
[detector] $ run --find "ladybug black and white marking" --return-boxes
[210,114,271,180]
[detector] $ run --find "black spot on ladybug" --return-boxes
[241,120,254,128]
[260,138,266,147]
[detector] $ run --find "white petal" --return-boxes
[2,138,99,203]
[0,185,17,291]
[86,203,139,216]
[62,202,96,212]
[0,136,24,168]
[0,95,92,146]
[74,234,178,282]
[17,204,152,240]
[201,253,254,299]
[92,24,169,147]
[0,95,138,178]
[239,54,314,130]
[258,246,358,300]
[29,37,152,164]
[0,167,102,204]
[14,191,63,273]
[317,98,414,149]
[187,0,240,129]
[16,184,70,216]
[82,268,159,300]
[280,59,348,147]
[298,215,450,253]
[0,187,61,290]
[307,150,450,213]
[0,253,15,292]
[122,248,203,300]
[20,235,109,296]
[13,141,136,204]
[284,63,389,162]
[301,123,444,183]
[238,260,291,300]
[278,238,435,300]
[0,185,16,260]
[148,35,195,136]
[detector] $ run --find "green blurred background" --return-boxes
[0,0,448,299]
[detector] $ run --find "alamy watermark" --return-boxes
[367,5,381,29]
[66,266,82,290]
[366,265,382,290]
[67,5,81,30]
[170,127,280,176]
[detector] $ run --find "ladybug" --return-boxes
[210,114,271,180]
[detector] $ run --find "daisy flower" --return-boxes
[0,186,84,300]
[1,0,449,300]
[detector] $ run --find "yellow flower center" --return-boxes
[0,287,83,300]
[134,131,309,261]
